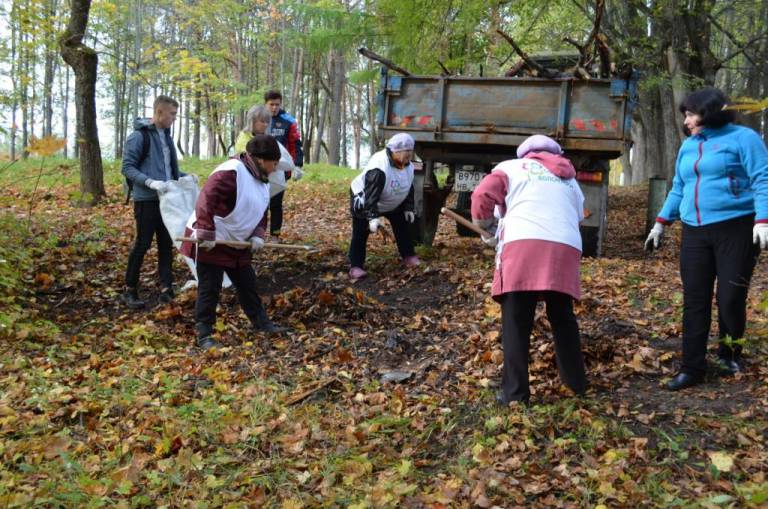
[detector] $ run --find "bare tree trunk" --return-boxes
[353,84,361,169]
[62,65,70,158]
[10,1,18,160]
[59,0,105,204]
[20,27,29,158]
[192,88,201,157]
[290,47,304,112]
[305,58,320,164]
[313,94,329,164]
[183,92,190,156]
[366,78,378,153]
[341,86,348,168]
[129,0,142,121]
[43,0,58,138]
[327,49,345,165]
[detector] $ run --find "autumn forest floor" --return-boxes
[0,159,767,508]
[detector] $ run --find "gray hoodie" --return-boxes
[121,118,185,201]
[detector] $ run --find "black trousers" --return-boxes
[125,200,173,289]
[195,261,267,338]
[500,291,587,402]
[348,204,415,269]
[269,191,284,235]
[679,215,759,376]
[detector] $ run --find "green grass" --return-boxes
[0,157,353,190]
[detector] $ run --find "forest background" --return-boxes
[0,0,767,199]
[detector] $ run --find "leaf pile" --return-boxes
[0,177,766,507]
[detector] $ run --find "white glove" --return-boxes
[481,235,498,248]
[473,217,497,238]
[369,218,381,233]
[180,174,198,185]
[404,211,415,223]
[644,222,665,251]
[250,236,265,252]
[146,179,170,194]
[199,240,216,251]
[754,223,768,249]
[292,167,303,181]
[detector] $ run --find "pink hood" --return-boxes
[525,151,576,179]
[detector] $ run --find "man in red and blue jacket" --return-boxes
[265,90,304,237]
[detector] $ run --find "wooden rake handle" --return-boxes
[176,237,316,251]
[440,207,492,238]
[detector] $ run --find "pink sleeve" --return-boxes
[471,170,508,220]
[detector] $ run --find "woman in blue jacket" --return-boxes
[645,88,768,391]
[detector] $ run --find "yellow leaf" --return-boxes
[708,451,734,472]
[724,97,768,114]
[26,135,67,157]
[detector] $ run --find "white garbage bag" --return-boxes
[159,178,199,249]
[159,179,232,290]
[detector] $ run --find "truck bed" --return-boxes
[377,74,636,158]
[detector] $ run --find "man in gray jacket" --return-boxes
[121,95,194,308]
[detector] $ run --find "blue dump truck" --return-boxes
[376,62,638,256]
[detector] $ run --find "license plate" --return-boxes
[455,170,483,192]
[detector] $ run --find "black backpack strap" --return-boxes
[140,128,150,163]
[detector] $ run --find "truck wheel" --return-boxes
[410,172,440,246]
[454,191,475,237]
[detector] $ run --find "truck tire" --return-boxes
[410,172,440,246]
[454,191,475,237]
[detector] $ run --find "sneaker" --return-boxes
[349,267,368,280]
[120,287,145,309]
[158,287,175,304]
[403,255,421,268]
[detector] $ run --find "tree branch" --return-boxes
[357,47,412,76]
[495,29,557,78]
[705,12,762,69]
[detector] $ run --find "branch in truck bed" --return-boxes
[358,47,412,76]
[504,59,527,77]
[495,29,559,78]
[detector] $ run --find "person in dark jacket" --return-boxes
[121,95,194,308]
[348,133,419,280]
[265,90,303,238]
[180,135,287,350]
[644,88,768,391]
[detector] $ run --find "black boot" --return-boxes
[715,357,743,377]
[196,323,221,350]
[253,305,288,334]
[666,372,704,391]
[121,287,145,309]
[158,286,175,304]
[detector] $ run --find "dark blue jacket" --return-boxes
[121,118,185,201]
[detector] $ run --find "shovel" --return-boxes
[176,237,316,251]
[440,207,495,242]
